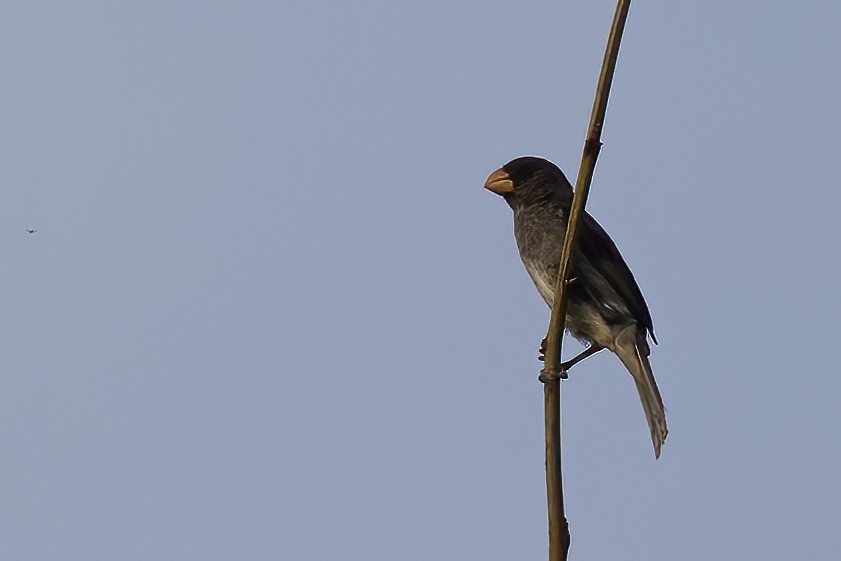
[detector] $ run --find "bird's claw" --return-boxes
[539,367,568,383]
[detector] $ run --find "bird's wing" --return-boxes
[577,212,656,343]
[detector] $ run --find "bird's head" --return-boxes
[483,156,573,208]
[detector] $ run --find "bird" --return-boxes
[26,228,37,234]
[484,156,667,458]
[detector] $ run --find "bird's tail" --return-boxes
[613,324,668,459]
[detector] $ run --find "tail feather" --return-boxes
[613,324,668,459]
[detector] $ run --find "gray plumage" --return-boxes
[486,156,668,458]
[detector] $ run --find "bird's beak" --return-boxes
[484,168,514,195]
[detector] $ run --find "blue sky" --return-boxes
[2,2,840,560]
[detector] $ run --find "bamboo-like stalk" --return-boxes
[542,2,632,560]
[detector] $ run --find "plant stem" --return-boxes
[542,2,632,560]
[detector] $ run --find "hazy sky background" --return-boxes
[2,1,840,560]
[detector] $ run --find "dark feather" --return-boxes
[577,212,657,344]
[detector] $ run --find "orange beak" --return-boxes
[483,168,514,195]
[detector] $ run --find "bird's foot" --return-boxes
[538,367,568,383]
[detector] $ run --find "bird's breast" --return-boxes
[522,258,557,307]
